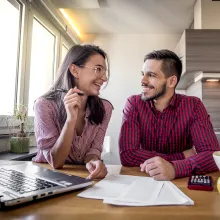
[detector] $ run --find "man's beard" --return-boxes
[141,82,167,101]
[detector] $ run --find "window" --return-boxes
[0,0,22,115]
[59,35,73,69]
[0,0,76,140]
[61,43,69,63]
[28,18,56,116]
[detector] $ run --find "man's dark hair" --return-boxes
[144,49,182,85]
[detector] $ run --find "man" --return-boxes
[119,49,220,180]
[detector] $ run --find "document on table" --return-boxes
[77,174,194,206]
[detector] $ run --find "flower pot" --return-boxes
[10,137,30,153]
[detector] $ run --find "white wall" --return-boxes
[85,34,180,164]
[194,0,202,29]
[202,0,220,29]
[176,90,186,95]
[186,80,202,99]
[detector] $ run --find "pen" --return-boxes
[55,88,84,96]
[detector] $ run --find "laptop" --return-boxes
[0,162,93,209]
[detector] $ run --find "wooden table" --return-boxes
[0,161,220,220]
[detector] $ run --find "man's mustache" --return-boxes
[142,83,154,89]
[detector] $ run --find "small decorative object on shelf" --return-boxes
[6,104,31,153]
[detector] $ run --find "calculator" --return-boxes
[187,175,213,191]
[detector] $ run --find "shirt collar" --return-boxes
[149,100,154,108]
[169,93,177,108]
[149,93,177,109]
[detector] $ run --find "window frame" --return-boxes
[0,0,25,134]
[0,0,77,138]
[58,34,73,73]
[23,4,60,108]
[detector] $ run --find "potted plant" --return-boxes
[7,104,31,153]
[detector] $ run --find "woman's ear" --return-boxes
[69,64,79,78]
[168,75,177,88]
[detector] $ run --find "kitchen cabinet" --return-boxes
[175,29,220,89]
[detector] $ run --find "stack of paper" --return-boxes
[78,174,194,206]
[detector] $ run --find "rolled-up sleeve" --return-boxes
[172,99,220,178]
[33,98,60,163]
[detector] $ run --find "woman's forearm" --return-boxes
[84,154,99,163]
[50,120,76,168]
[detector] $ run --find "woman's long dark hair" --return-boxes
[42,44,110,127]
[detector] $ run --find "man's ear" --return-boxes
[69,64,79,78]
[168,75,177,88]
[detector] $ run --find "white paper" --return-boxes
[78,174,137,200]
[154,181,194,205]
[78,175,163,203]
[78,174,194,207]
[115,178,163,203]
[104,181,194,206]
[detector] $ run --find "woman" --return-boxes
[33,44,113,180]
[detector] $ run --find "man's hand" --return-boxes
[86,160,107,180]
[183,147,197,158]
[140,156,175,181]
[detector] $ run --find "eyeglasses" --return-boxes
[79,65,107,77]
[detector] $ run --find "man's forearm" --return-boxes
[120,149,184,166]
[172,151,219,178]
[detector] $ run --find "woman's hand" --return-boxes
[63,87,84,122]
[86,160,108,180]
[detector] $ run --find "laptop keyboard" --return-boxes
[0,168,59,194]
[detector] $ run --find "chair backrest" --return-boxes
[103,136,110,153]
